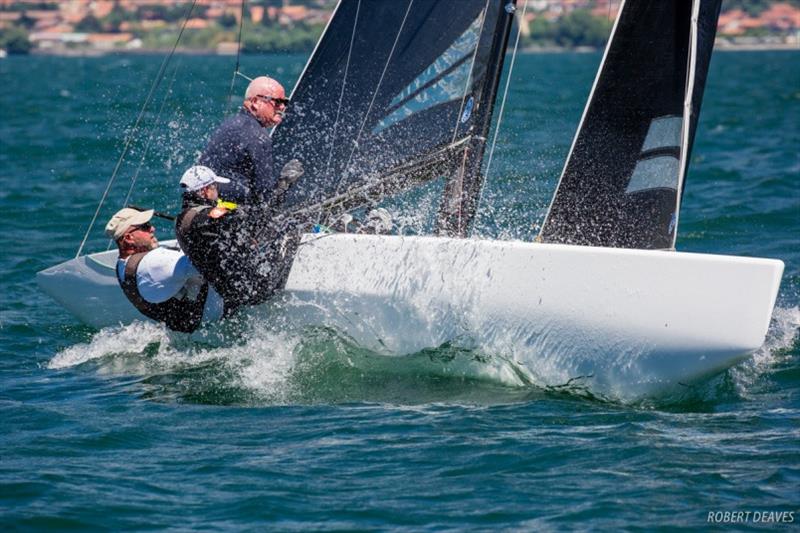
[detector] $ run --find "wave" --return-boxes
[47,305,799,408]
[47,316,540,406]
[730,305,800,397]
[641,305,800,410]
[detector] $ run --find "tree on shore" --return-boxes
[524,9,613,49]
[75,15,103,33]
[551,10,613,48]
[0,26,32,54]
[242,21,323,53]
[218,13,238,29]
[722,0,800,16]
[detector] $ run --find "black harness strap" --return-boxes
[175,205,206,253]
[118,252,209,333]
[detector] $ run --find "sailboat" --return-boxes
[37,0,783,400]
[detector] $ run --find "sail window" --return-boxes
[626,115,682,193]
[372,14,484,134]
[625,155,680,193]
[641,115,682,152]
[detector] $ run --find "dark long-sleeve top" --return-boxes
[199,109,276,205]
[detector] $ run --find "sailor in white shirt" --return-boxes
[106,207,224,332]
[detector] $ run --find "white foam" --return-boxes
[47,315,307,402]
[731,305,799,395]
[48,321,172,370]
[49,303,798,404]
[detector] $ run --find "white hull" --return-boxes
[37,234,784,399]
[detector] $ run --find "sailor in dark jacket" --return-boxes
[175,165,302,314]
[199,76,289,206]
[106,207,224,333]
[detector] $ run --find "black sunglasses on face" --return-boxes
[130,222,153,233]
[255,95,290,106]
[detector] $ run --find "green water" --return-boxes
[1,51,798,529]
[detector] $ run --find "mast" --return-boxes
[436,0,517,238]
[672,0,722,249]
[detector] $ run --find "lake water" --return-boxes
[1,50,798,529]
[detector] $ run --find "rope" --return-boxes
[236,71,254,82]
[75,0,199,258]
[476,0,528,214]
[121,64,180,209]
[316,0,362,225]
[225,0,247,116]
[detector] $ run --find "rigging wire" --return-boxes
[320,0,361,214]
[476,0,528,215]
[225,0,248,116]
[331,0,415,215]
[108,63,183,251]
[75,0,199,258]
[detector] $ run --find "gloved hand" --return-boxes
[279,159,304,186]
[274,159,303,199]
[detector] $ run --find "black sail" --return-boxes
[539,0,722,249]
[272,0,510,226]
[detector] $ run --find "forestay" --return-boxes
[539,0,722,249]
[272,0,515,234]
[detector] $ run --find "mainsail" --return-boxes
[272,0,516,235]
[539,0,723,249]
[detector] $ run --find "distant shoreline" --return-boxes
[714,42,800,52]
[16,42,799,58]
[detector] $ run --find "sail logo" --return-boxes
[461,96,474,123]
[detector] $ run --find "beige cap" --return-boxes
[105,207,154,240]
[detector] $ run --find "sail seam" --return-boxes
[385,52,476,120]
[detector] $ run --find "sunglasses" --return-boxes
[129,222,154,233]
[255,95,290,106]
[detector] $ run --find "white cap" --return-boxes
[180,165,231,192]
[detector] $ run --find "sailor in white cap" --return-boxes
[174,165,299,313]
